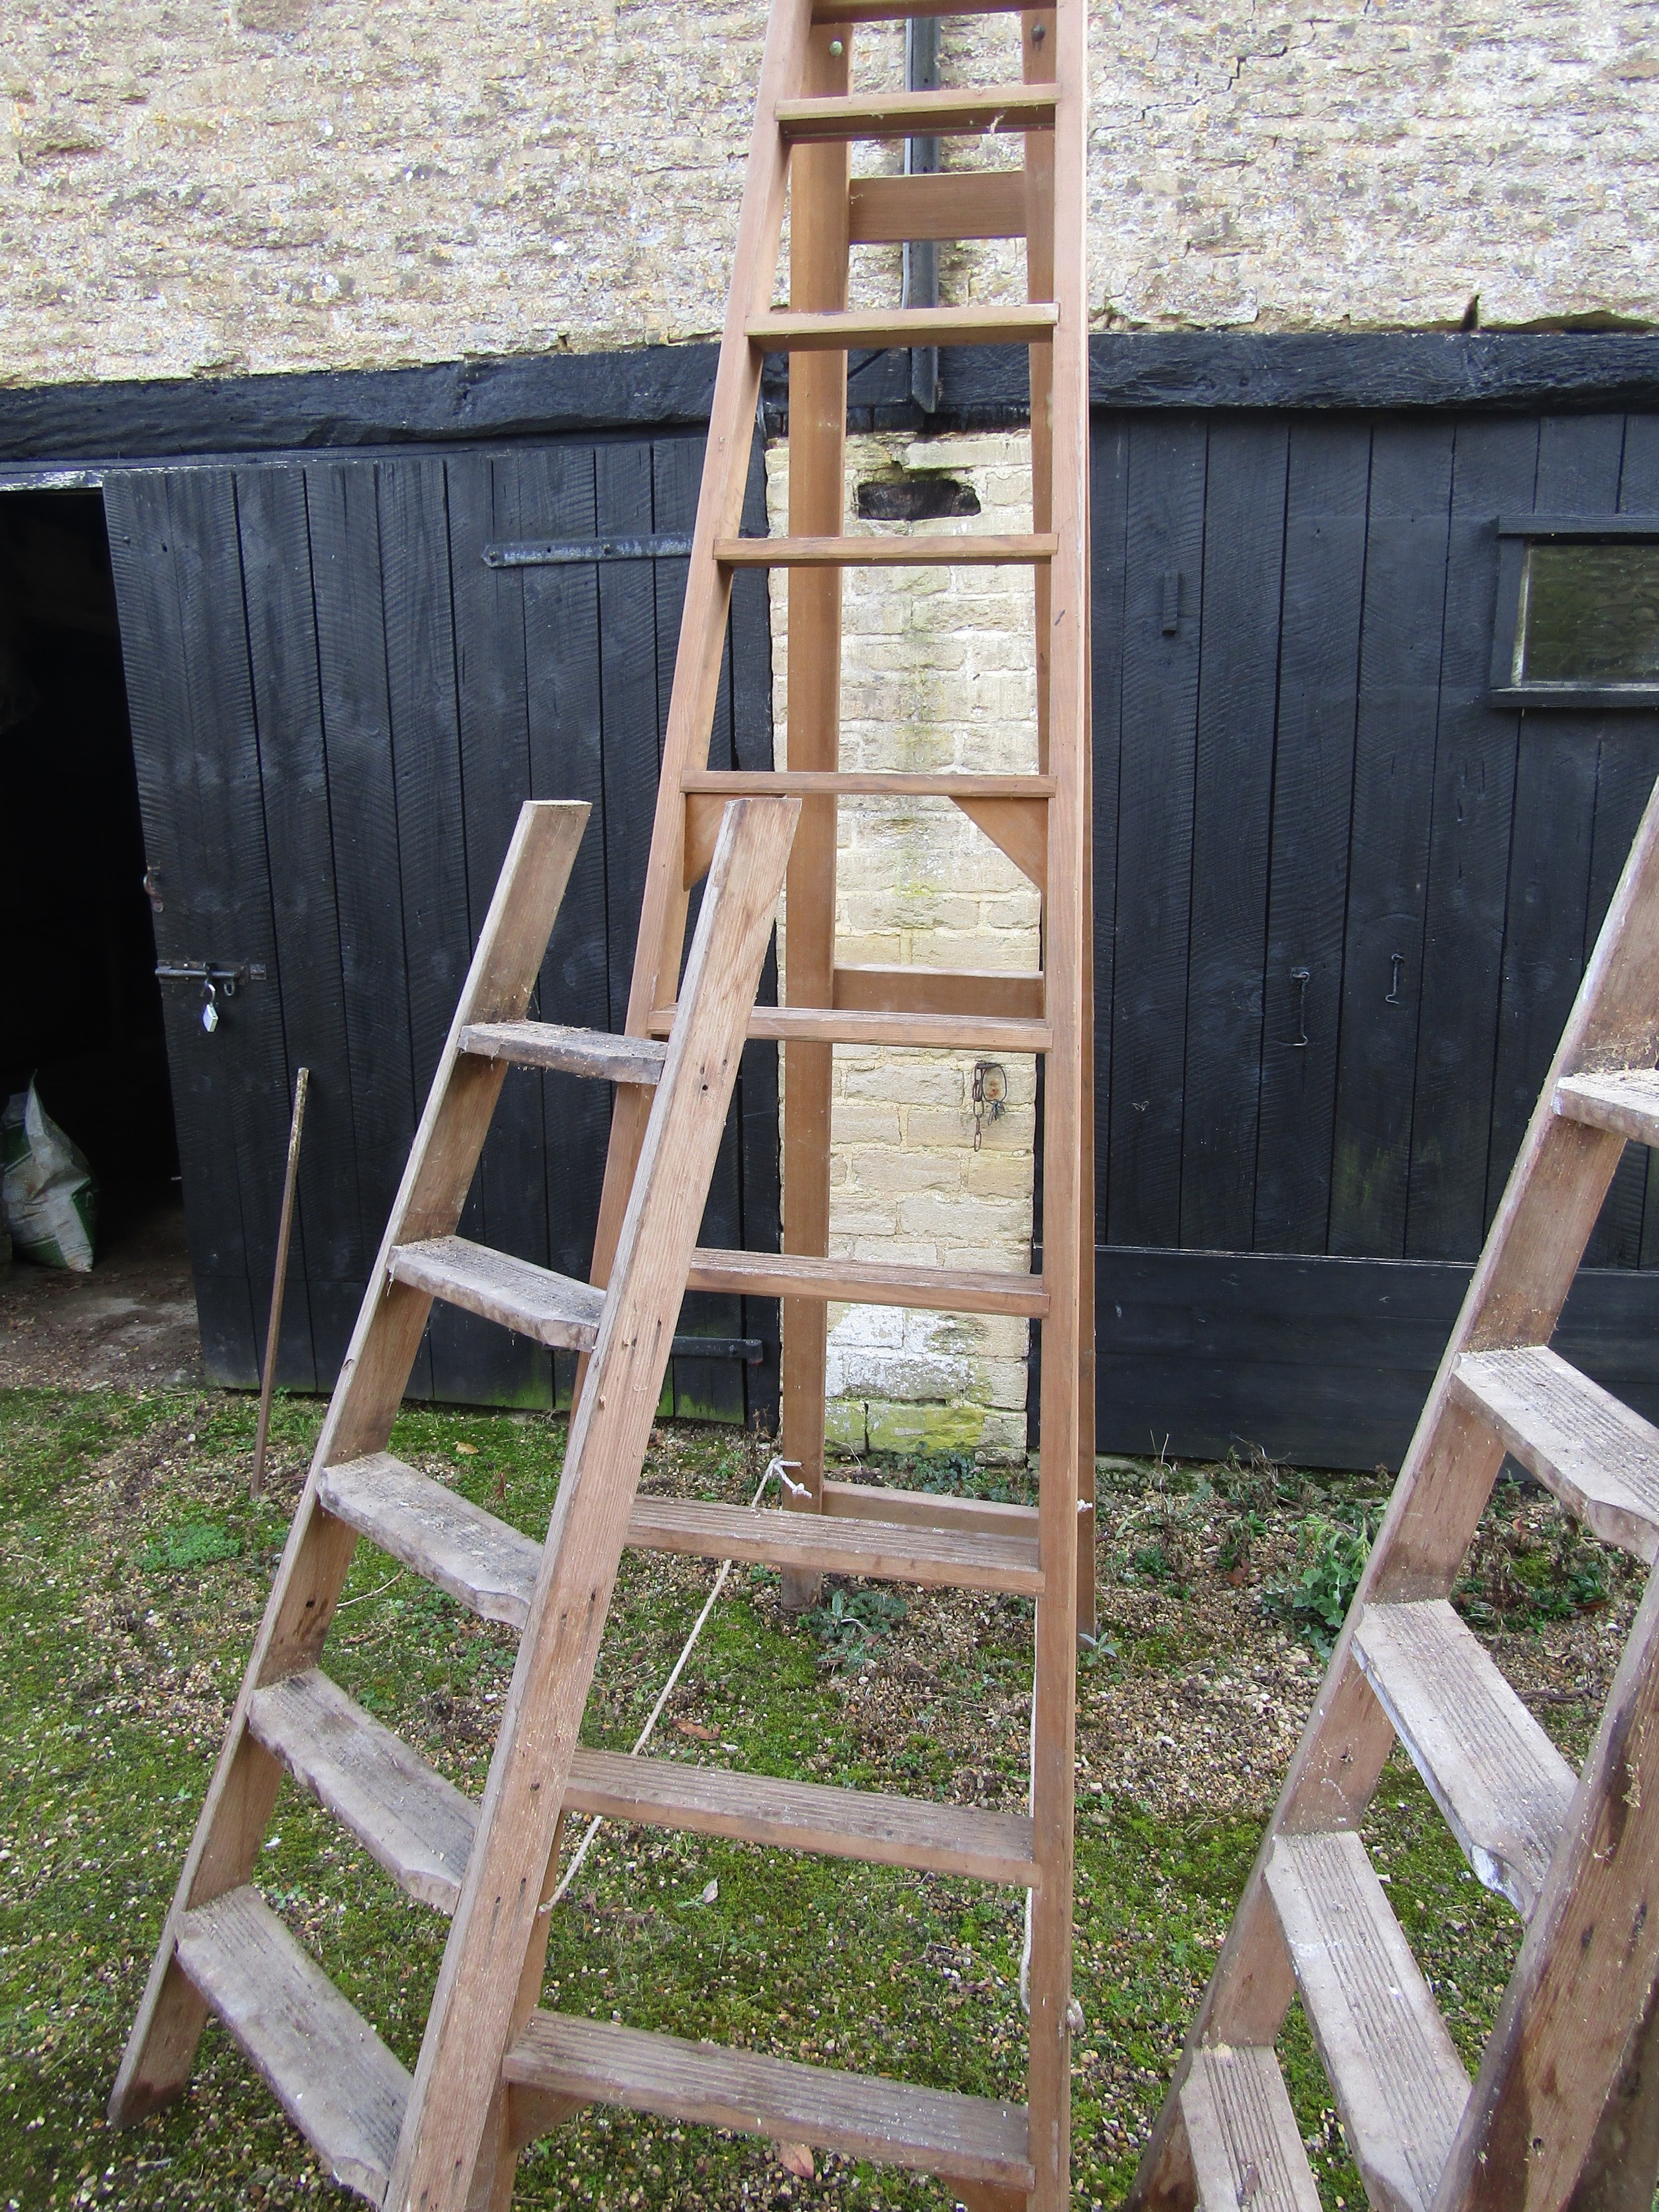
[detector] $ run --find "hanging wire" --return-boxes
[545,1453,803,1909]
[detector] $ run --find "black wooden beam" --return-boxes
[5,332,1659,469]
[0,342,729,465]
[1102,332,1659,413]
[1094,1245,1659,1472]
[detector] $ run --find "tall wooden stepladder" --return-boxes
[583,0,1094,2202]
[1131,768,1659,2212]
[111,0,1092,2205]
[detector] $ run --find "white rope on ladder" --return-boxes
[545,1454,803,1909]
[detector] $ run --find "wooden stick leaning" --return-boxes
[251,1065,309,1500]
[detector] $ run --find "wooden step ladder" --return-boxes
[111,2,1092,2207]
[1130,770,1659,2212]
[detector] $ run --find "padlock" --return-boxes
[202,980,220,1034]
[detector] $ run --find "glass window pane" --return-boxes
[1519,541,1659,686]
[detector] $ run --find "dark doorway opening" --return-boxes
[0,490,182,1266]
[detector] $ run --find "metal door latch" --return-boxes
[155,960,267,1033]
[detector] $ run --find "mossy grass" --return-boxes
[1,1388,1546,2209]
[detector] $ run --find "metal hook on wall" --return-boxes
[1290,967,1311,1049]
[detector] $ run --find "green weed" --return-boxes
[1262,1507,1375,1655]
[141,1520,240,1571]
[800,1585,908,1671]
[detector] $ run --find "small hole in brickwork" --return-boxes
[855,475,981,523]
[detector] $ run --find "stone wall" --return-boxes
[4,0,1654,390]
[766,429,1041,1465]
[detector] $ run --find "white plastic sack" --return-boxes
[1,1079,98,1272]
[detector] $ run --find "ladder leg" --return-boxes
[1438,1562,1659,2212]
[776,20,849,1610]
[1558,1978,1659,2212]
[582,0,802,1409]
[1023,0,1088,2194]
[465,1814,571,2212]
[386,798,799,2212]
[1022,3,1094,1643]
[109,800,591,2126]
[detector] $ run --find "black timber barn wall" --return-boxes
[9,334,1659,1457]
[1089,396,1659,1470]
[92,431,780,1422]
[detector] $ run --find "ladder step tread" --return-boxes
[1554,1065,1659,1144]
[565,1747,1035,1883]
[776,85,1056,142]
[247,1668,476,1913]
[320,1453,1045,1611]
[387,1234,604,1351]
[715,533,1056,568]
[751,305,1057,351]
[321,1451,539,1625]
[1352,1600,1575,1920]
[649,1003,1053,1051]
[1452,1343,1659,1562]
[682,769,1054,798]
[1265,1830,1468,2212]
[460,1019,668,1084]
[685,1245,1049,1317]
[504,2011,1034,2185]
[1180,2045,1322,2212]
[175,1885,409,2205]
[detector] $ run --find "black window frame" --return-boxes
[1490,514,1659,709]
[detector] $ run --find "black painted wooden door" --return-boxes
[1090,408,1659,1468]
[103,436,778,1418]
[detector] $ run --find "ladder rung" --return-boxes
[776,86,1056,143]
[1351,1601,1575,1921]
[387,1235,604,1351]
[1554,1066,1659,1145]
[321,1452,539,1625]
[849,170,1028,245]
[685,1246,1049,1317]
[248,1669,476,1913]
[1180,2045,1322,2212]
[175,1886,409,2205]
[630,1493,1044,1594]
[460,1019,667,1086]
[320,1453,1045,1612]
[504,2012,1034,2188]
[1451,1343,1659,1562]
[648,1003,1054,1051]
[751,305,1057,352]
[814,0,1030,23]
[1265,1831,1469,2212]
[565,1747,1035,1885]
[682,770,1054,799]
[715,533,1056,569]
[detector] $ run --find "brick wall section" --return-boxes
[4,2,1655,388]
[766,430,1041,1465]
